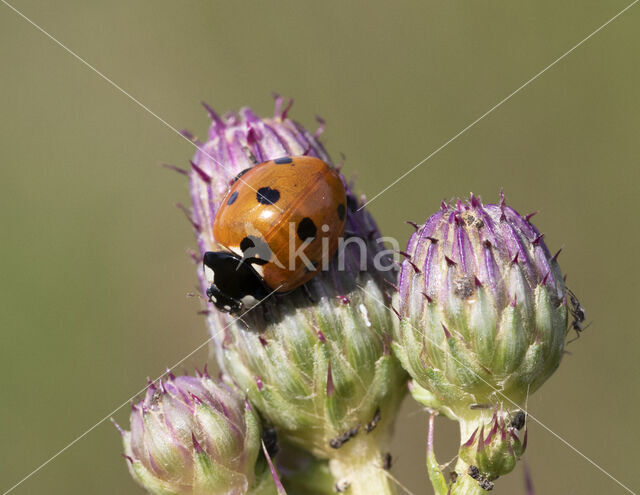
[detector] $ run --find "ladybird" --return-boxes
[203,156,347,312]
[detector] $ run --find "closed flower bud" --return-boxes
[395,193,568,416]
[187,98,406,494]
[458,409,527,480]
[119,372,276,495]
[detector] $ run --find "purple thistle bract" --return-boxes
[394,193,569,416]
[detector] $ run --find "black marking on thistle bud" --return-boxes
[552,248,562,262]
[421,291,433,303]
[445,256,456,267]
[510,411,526,430]
[426,236,439,243]
[258,336,268,347]
[365,408,381,433]
[329,424,361,449]
[525,211,538,222]
[450,471,459,483]
[406,220,420,230]
[511,252,519,265]
[382,452,393,470]
[397,250,411,259]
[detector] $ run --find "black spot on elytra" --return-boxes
[240,236,254,252]
[297,217,317,241]
[240,236,270,265]
[256,187,280,205]
[227,191,238,205]
[337,203,346,221]
[274,156,293,164]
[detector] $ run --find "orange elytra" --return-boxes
[203,155,347,312]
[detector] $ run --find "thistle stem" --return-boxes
[426,413,448,495]
[328,435,396,495]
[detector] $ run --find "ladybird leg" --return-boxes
[301,283,317,304]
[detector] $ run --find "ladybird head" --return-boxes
[202,251,268,313]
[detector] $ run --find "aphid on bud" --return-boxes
[567,288,589,342]
[261,426,279,458]
[509,411,526,431]
[365,408,381,433]
[382,452,392,470]
[329,424,360,449]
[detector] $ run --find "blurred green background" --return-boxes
[1,1,638,494]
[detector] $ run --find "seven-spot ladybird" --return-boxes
[203,156,347,312]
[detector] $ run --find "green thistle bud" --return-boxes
[186,98,407,494]
[395,193,568,416]
[458,409,527,480]
[118,371,278,495]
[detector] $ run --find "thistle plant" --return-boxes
[187,98,407,494]
[117,371,280,495]
[118,96,584,495]
[394,193,570,493]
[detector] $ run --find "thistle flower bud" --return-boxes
[186,98,406,494]
[119,372,275,495]
[395,193,568,416]
[458,409,527,480]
